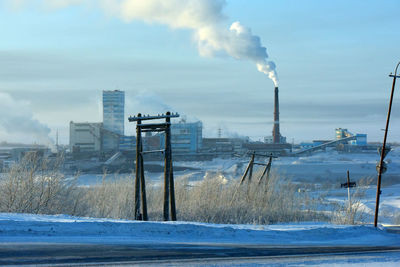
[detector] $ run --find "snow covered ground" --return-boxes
[74,147,400,186]
[0,213,399,247]
[72,148,400,225]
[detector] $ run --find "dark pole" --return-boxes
[374,62,400,227]
[134,113,142,220]
[163,112,171,221]
[347,170,351,211]
[140,152,148,221]
[169,160,177,221]
[248,152,255,182]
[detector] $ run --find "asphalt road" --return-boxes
[1,243,399,266]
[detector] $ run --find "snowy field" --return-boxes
[74,147,400,186]
[72,148,400,225]
[0,213,399,246]
[1,149,400,265]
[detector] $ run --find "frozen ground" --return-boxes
[73,147,400,185]
[72,148,400,225]
[0,213,399,246]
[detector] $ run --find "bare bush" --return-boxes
[83,174,136,219]
[0,157,334,225]
[0,153,84,215]
[81,170,326,224]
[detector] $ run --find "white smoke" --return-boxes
[8,0,278,86]
[129,90,175,115]
[0,93,55,150]
[102,0,279,86]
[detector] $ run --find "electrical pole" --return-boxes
[374,61,400,227]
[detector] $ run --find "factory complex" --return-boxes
[68,89,373,160]
[0,89,376,172]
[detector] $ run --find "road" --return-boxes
[1,243,399,266]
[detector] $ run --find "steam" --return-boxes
[103,0,279,86]
[8,0,278,86]
[127,90,199,123]
[129,90,175,114]
[0,93,55,150]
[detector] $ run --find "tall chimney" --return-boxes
[272,86,280,143]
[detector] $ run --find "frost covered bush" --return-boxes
[172,172,324,224]
[0,153,83,215]
[83,175,136,219]
[0,157,332,224]
[81,170,325,224]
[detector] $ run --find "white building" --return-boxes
[69,122,102,152]
[103,90,125,151]
[103,90,124,135]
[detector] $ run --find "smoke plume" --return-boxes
[129,90,174,114]
[102,0,279,86]
[8,0,278,86]
[0,93,55,150]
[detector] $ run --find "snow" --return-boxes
[69,148,400,224]
[72,147,400,185]
[0,213,399,247]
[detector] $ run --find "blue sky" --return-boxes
[0,0,399,144]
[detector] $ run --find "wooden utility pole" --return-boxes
[374,61,399,227]
[258,157,273,184]
[134,113,142,220]
[240,152,255,185]
[169,160,177,221]
[140,151,147,221]
[163,112,172,221]
[129,111,179,222]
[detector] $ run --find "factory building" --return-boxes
[202,138,248,154]
[264,135,286,144]
[158,121,203,154]
[0,143,49,170]
[119,136,136,151]
[351,134,367,146]
[171,121,202,154]
[335,128,367,146]
[103,90,125,151]
[69,122,103,153]
[69,90,128,155]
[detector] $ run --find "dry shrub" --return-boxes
[83,175,136,219]
[171,171,324,224]
[0,153,83,215]
[0,157,329,224]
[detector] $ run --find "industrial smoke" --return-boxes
[9,0,278,86]
[0,93,55,150]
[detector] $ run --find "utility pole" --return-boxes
[374,61,400,227]
[129,112,179,222]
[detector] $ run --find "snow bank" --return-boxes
[0,213,399,246]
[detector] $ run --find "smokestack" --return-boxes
[273,86,280,144]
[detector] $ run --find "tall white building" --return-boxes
[103,90,125,135]
[103,90,125,151]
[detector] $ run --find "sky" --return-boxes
[0,0,399,145]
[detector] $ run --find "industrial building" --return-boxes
[157,121,203,154]
[202,138,247,154]
[69,90,127,156]
[67,87,377,163]
[0,143,49,170]
[336,128,367,146]
[69,122,103,153]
